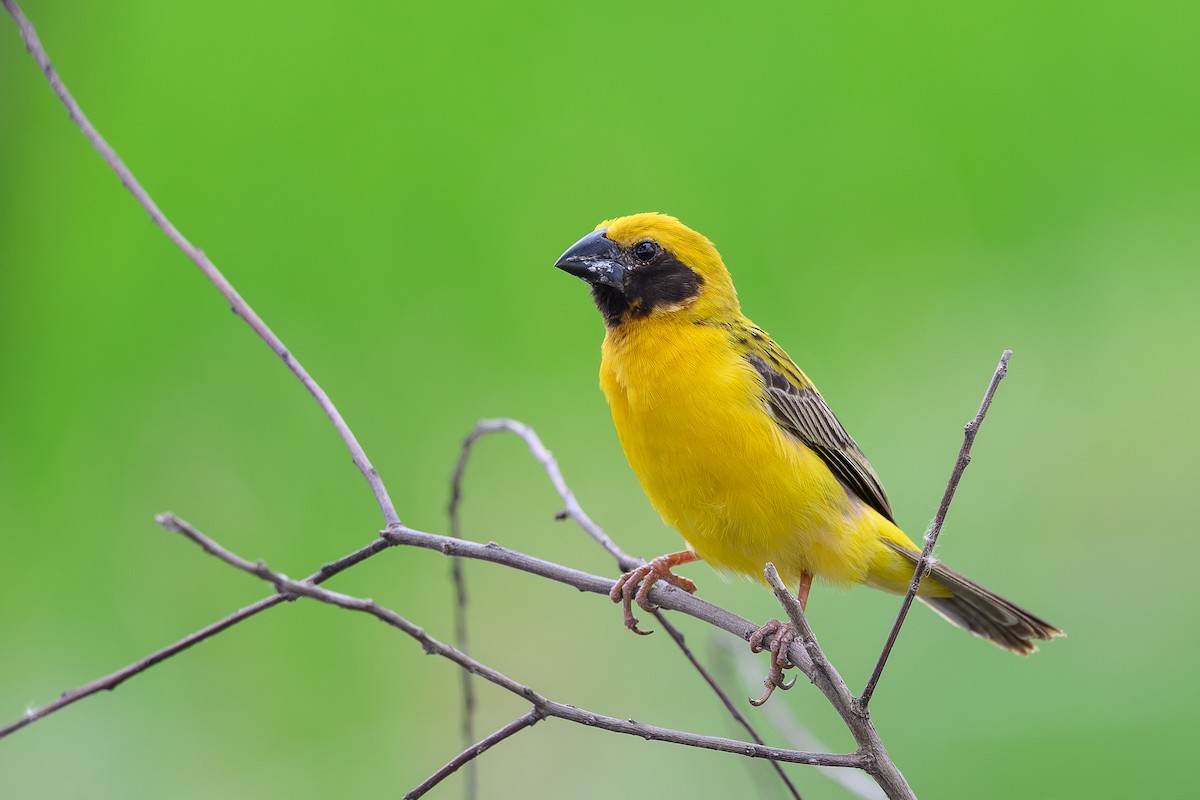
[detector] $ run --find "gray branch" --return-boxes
[450,419,804,800]
[764,565,913,798]
[1,0,400,529]
[717,638,886,800]
[405,711,545,800]
[454,418,633,566]
[0,535,394,741]
[858,349,1012,708]
[161,514,865,772]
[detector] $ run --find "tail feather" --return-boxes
[884,541,1064,655]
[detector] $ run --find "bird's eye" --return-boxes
[633,240,660,263]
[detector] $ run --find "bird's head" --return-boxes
[554,213,739,327]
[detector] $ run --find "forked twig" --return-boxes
[449,418,803,800]
[0,532,395,741]
[405,711,545,800]
[762,565,915,799]
[161,515,865,771]
[452,418,631,566]
[858,349,1013,708]
[653,611,805,800]
[715,638,886,800]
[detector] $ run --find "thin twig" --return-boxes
[716,638,886,800]
[0,513,726,741]
[405,710,544,800]
[447,446,478,800]
[858,349,1013,709]
[6,502,910,797]
[395,505,910,796]
[450,419,802,799]
[0,512,816,745]
[454,419,632,566]
[763,564,834,683]
[762,565,915,800]
[1,0,400,529]
[0,524,395,742]
[165,516,866,771]
[0,594,282,741]
[654,611,804,800]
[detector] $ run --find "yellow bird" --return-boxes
[555,213,1061,700]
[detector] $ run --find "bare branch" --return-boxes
[654,613,804,800]
[0,511,740,741]
[717,638,887,800]
[858,349,1013,708]
[405,710,544,800]
[5,503,893,790]
[0,594,282,742]
[1,0,400,529]
[446,556,477,799]
[454,418,633,567]
[8,438,933,799]
[447,442,479,799]
[763,566,915,800]
[449,419,803,799]
[381,524,912,794]
[167,516,866,771]
[0,528,394,742]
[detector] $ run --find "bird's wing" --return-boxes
[744,339,896,523]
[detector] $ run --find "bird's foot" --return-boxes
[748,618,799,706]
[610,551,700,635]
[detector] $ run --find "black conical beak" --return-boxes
[554,229,626,291]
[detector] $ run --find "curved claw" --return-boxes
[623,603,653,636]
[750,664,799,706]
[748,618,781,654]
[612,566,658,635]
[609,552,701,636]
[748,618,800,707]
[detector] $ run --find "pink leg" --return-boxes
[609,551,702,636]
[748,571,813,706]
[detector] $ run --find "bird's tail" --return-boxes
[883,541,1064,655]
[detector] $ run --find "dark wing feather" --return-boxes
[745,349,896,523]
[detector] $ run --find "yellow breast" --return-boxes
[600,317,880,587]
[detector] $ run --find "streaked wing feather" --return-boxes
[745,351,895,523]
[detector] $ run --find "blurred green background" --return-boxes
[2,1,1197,797]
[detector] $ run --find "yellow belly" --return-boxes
[600,320,914,590]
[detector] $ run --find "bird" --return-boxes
[554,212,1062,704]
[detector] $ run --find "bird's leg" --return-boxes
[797,571,812,611]
[609,550,701,635]
[748,571,813,706]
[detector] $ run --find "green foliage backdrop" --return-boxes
[2,2,1197,797]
